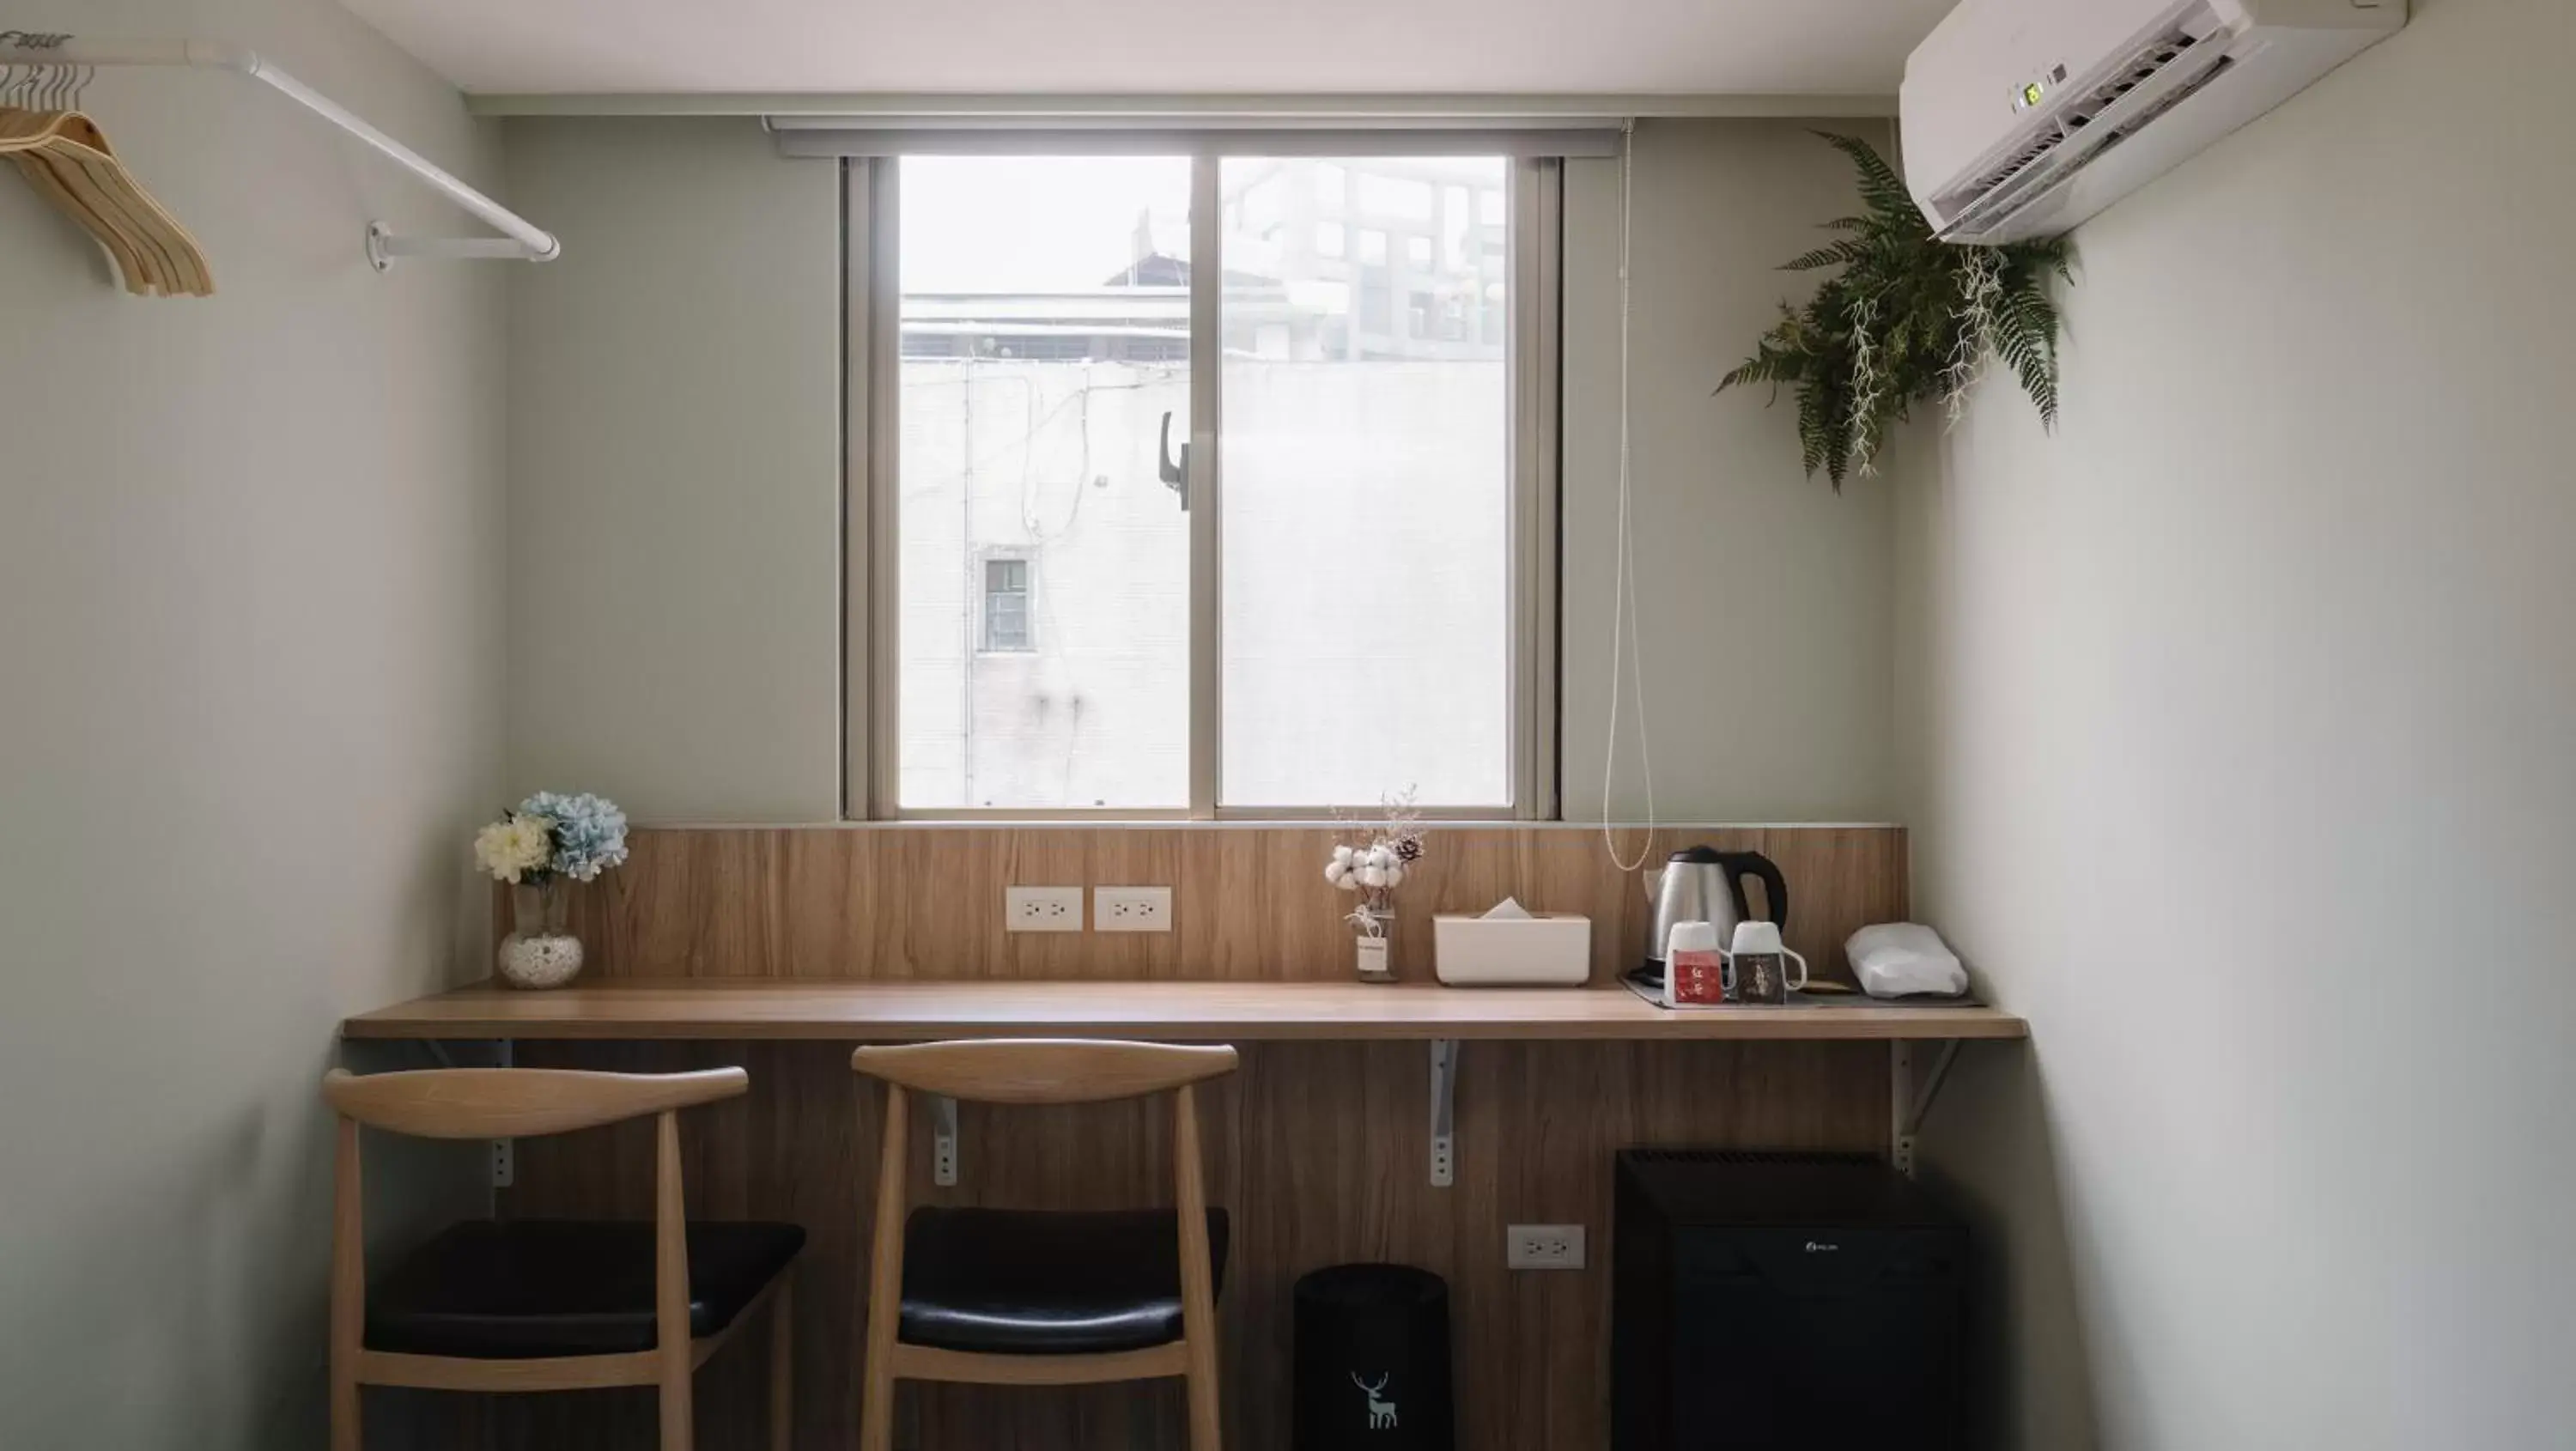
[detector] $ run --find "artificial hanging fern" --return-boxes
[1719,132,2074,489]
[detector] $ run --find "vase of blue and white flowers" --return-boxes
[473,792,629,989]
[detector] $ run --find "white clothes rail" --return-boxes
[0,33,558,268]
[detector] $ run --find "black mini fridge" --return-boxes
[1611,1150,1968,1451]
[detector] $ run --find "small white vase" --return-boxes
[1353,905,1396,984]
[497,881,585,990]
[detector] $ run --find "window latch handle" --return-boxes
[1158,410,1189,512]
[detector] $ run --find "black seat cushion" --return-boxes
[366,1219,805,1359]
[898,1207,1229,1356]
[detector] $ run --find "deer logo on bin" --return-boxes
[1352,1372,1399,1430]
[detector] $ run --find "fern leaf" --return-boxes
[1814,132,1923,237]
[1782,239,1868,272]
[1990,283,2061,430]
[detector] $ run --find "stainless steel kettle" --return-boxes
[1639,845,1791,977]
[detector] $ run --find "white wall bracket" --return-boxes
[931,1095,959,1187]
[1428,1039,1457,1187]
[0,34,561,268]
[489,1038,516,1188]
[1889,1039,1964,1178]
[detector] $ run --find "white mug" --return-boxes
[1725,920,1809,1000]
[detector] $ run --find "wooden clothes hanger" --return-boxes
[0,104,213,297]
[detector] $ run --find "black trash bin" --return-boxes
[1292,1264,1454,1451]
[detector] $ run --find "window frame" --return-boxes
[843,149,1561,822]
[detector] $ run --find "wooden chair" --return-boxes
[851,1039,1240,1451]
[321,1066,803,1451]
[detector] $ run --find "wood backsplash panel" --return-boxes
[543,825,1906,985]
[488,1036,1891,1451]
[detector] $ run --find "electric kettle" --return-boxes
[1637,846,1791,981]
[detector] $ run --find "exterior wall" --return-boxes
[896,360,1510,809]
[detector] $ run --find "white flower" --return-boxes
[1360,865,1388,889]
[1325,860,1351,888]
[1332,845,1356,866]
[474,813,556,883]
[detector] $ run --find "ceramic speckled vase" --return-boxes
[496,881,585,989]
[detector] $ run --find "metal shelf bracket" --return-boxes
[1429,1039,1458,1187]
[932,1095,960,1187]
[490,1038,515,1188]
[1889,1039,1964,1178]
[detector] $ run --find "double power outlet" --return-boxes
[1506,1224,1587,1271]
[1005,885,1172,933]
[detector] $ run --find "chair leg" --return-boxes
[1184,1339,1223,1451]
[769,1274,794,1451]
[660,1371,694,1451]
[860,1084,908,1451]
[859,1359,896,1451]
[328,1374,358,1451]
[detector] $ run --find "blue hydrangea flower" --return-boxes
[517,791,629,883]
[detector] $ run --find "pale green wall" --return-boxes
[1898,0,2576,1444]
[1559,118,1901,823]
[501,118,846,823]
[0,0,506,1443]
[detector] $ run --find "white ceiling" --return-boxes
[337,0,1954,100]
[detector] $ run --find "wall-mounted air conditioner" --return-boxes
[1901,0,2406,243]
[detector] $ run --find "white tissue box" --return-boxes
[1432,913,1593,987]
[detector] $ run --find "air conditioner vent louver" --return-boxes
[2096,52,2237,146]
[1937,22,2211,224]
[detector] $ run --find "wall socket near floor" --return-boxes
[1506,1224,1587,1271]
[1005,885,1086,932]
[1095,886,1174,932]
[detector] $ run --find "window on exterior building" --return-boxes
[981,556,1033,652]
[857,149,1559,817]
[1356,173,1437,222]
[1358,276,1394,333]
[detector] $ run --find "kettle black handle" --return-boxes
[1723,851,1790,935]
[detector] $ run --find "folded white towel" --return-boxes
[1846,923,1968,999]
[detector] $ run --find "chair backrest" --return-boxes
[850,1038,1237,1423]
[321,1066,748,1139]
[323,1065,746,1399]
[850,1039,1237,1105]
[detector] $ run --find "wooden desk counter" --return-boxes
[343,978,2026,1043]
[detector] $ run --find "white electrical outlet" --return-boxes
[1095,886,1173,932]
[1005,886,1086,932]
[1506,1224,1586,1271]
